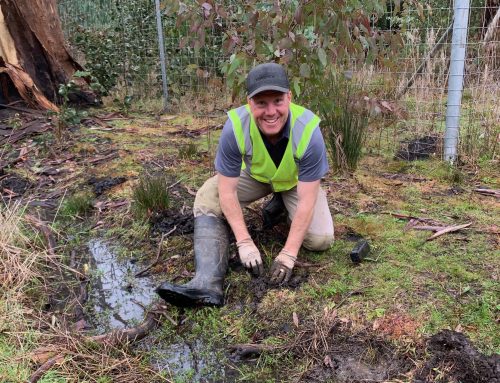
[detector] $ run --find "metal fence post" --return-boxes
[154,0,169,112]
[444,0,470,163]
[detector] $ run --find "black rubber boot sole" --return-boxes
[156,282,223,307]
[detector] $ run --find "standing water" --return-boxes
[87,239,157,331]
[87,239,228,381]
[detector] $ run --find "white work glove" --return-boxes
[236,237,264,276]
[269,249,297,285]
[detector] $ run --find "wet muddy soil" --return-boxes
[77,232,498,383]
[298,325,414,383]
[414,330,500,383]
[0,173,32,195]
[395,135,439,161]
[138,336,228,382]
[88,176,127,196]
[301,327,500,383]
[150,209,194,236]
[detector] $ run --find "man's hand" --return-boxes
[269,249,297,284]
[236,238,264,276]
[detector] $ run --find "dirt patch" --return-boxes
[285,320,499,383]
[395,135,440,161]
[0,174,32,195]
[414,330,500,383]
[88,176,127,196]
[296,321,414,383]
[336,225,366,242]
[303,348,410,383]
[372,313,420,339]
[150,209,194,236]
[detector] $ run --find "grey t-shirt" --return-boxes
[215,113,329,182]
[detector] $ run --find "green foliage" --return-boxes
[62,0,161,98]
[6,113,22,130]
[72,29,123,94]
[49,73,96,141]
[307,71,369,173]
[132,173,170,217]
[178,142,199,159]
[0,336,30,381]
[61,191,94,218]
[60,0,224,99]
[172,0,407,101]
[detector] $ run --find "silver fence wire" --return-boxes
[58,0,226,102]
[58,0,499,161]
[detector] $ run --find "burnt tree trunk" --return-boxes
[0,0,97,111]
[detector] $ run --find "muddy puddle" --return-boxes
[87,239,158,331]
[87,239,228,381]
[139,337,230,382]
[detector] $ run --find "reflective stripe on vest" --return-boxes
[227,103,320,192]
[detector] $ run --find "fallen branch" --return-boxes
[87,151,119,165]
[0,102,46,116]
[473,188,500,198]
[28,354,65,383]
[426,223,472,241]
[412,225,448,231]
[24,214,57,256]
[89,309,162,346]
[72,278,89,322]
[385,212,445,227]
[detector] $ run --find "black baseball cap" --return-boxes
[246,63,290,98]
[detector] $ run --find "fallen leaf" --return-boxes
[324,355,334,368]
[292,312,299,328]
[30,347,58,364]
[380,100,393,112]
[184,186,197,196]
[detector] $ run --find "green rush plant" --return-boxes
[132,173,170,217]
[308,72,369,174]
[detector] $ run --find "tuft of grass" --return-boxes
[178,142,199,160]
[132,173,170,217]
[60,191,94,218]
[308,71,369,174]
[0,203,46,382]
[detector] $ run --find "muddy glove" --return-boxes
[269,249,297,285]
[236,238,264,276]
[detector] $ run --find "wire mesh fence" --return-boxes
[58,0,227,105]
[58,0,499,162]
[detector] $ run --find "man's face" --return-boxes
[248,90,292,142]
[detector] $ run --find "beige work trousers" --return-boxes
[193,172,334,251]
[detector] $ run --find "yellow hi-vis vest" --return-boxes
[227,103,321,192]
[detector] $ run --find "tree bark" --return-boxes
[0,0,97,110]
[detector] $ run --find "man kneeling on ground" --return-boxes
[156,62,334,307]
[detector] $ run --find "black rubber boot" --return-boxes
[262,193,287,230]
[156,215,229,307]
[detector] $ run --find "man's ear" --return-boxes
[288,91,292,102]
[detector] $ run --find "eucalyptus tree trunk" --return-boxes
[0,0,96,111]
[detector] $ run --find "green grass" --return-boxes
[60,191,94,218]
[0,336,31,382]
[132,173,171,217]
